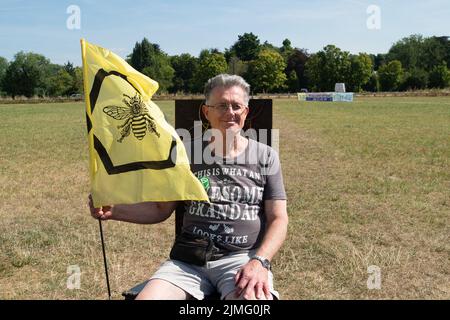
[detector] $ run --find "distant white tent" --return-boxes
[335,83,346,93]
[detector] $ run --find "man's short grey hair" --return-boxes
[204,74,250,105]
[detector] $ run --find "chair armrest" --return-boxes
[122,280,150,300]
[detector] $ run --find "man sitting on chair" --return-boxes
[89,74,288,300]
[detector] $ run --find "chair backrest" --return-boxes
[174,99,273,235]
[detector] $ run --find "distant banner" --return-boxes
[297,92,353,102]
[333,93,354,102]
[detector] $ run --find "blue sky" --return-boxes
[0,0,449,66]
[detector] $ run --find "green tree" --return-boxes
[246,49,287,93]
[421,37,449,71]
[362,72,380,92]
[372,53,387,71]
[61,61,83,95]
[0,57,8,94]
[39,63,64,96]
[305,45,351,91]
[387,34,449,72]
[142,57,174,93]
[224,48,234,64]
[128,38,162,72]
[279,39,297,92]
[260,40,279,53]
[304,53,321,91]
[433,36,450,67]
[378,60,403,91]
[72,67,84,94]
[170,53,198,93]
[347,53,373,92]
[227,56,248,76]
[280,39,294,59]
[47,69,73,96]
[400,68,428,90]
[192,50,227,93]
[3,51,50,98]
[128,38,174,92]
[428,61,450,88]
[285,70,299,93]
[286,49,309,90]
[387,35,424,71]
[231,33,261,61]
[64,61,76,76]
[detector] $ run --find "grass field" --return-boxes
[0,97,449,299]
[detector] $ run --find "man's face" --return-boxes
[202,86,249,136]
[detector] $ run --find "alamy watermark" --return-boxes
[67,264,81,289]
[366,4,381,30]
[66,5,81,30]
[367,265,381,290]
[173,123,281,176]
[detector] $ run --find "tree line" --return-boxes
[0,33,449,98]
[0,54,83,99]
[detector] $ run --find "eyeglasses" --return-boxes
[206,103,248,115]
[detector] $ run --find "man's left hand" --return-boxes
[234,259,271,300]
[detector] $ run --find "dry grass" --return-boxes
[0,97,448,299]
[274,97,449,299]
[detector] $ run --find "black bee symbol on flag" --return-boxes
[103,93,160,142]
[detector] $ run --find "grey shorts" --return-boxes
[149,249,279,300]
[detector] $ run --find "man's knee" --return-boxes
[136,279,191,300]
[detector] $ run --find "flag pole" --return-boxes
[98,219,112,300]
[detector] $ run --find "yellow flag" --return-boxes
[80,39,209,207]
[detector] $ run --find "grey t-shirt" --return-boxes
[182,138,286,252]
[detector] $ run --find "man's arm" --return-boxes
[234,199,288,299]
[255,199,288,260]
[88,195,179,224]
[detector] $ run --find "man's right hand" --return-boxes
[88,194,113,220]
